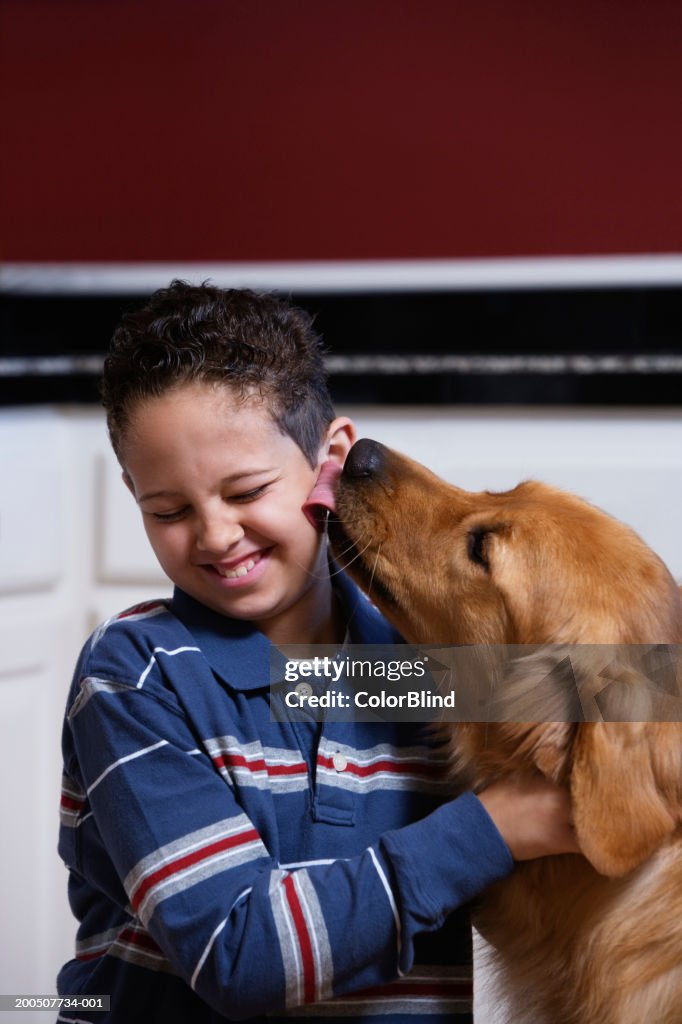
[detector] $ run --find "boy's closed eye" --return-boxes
[148,485,271,523]
[229,484,270,504]
[149,506,190,523]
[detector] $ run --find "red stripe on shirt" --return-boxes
[118,927,162,952]
[213,753,308,777]
[317,755,439,779]
[131,827,260,911]
[283,874,316,1004]
[61,793,84,811]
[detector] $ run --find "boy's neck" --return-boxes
[255,576,346,647]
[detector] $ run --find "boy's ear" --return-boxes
[321,417,356,466]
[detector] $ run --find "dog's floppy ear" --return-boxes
[571,722,682,877]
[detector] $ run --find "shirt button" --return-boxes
[296,682,313,698]
[333,751,348,772]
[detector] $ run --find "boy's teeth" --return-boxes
[217,558,257,579]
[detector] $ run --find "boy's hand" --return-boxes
[477,773,580,861]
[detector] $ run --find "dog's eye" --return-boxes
[467,527,490,570]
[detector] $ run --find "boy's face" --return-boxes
[122,383,351,640]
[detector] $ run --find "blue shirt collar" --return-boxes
[170,565,399,691]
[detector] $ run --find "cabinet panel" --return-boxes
[95,453,170,584]
[0,617,73,1020]
[0,414,65,594]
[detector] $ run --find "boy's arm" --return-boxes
[62,678,512,1019]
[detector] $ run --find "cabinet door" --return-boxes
[0,619,75,1002]
[0,412,75,1021]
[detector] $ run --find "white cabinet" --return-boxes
[0,413,76,1019]
[0,409,171,1022]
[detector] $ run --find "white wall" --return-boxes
[2,404,682,1020]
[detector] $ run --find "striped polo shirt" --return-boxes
[57,572,512,1023]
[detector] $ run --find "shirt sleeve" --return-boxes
[62,674,513,1020]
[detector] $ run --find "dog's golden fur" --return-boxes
[330,440,682,1024]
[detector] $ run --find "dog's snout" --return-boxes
[344,438,387,479]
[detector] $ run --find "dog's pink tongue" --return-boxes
[303,460,341,530]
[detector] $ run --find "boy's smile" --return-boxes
[121,383,351,643]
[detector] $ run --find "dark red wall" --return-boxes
[2,0,681,262]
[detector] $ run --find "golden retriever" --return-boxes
[318,438,682,1024]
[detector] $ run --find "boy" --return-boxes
[57,282,577,1023]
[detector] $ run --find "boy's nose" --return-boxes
[196,513,244,555]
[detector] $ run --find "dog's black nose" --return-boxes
[344,438,387,479]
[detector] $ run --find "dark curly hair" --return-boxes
[101,281,336,466]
